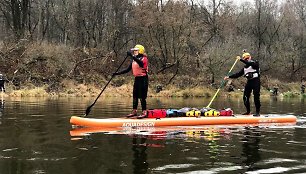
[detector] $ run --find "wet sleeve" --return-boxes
[229,68,244,79]
[115,62,132,75]
[132,56,144,68]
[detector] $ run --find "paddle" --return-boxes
[84,55,129,117]
[206,56,240,108]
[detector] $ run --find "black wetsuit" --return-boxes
[229,59,261,114]
[115,55,148,111]
[0,78,5,92]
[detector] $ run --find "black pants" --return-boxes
[243,78,261,114]
[133,76,148,111]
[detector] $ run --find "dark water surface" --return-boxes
[0,96,305,174]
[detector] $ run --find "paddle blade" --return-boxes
[84,104,93,117]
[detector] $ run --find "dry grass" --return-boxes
[9,87,49,97]
[3,83,218,98]
[4,83,303,98]
[2,76,304,98]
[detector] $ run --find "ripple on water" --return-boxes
[296,117,306,127]
[153,163,196,171]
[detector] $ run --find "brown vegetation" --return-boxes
[0,0,305,97]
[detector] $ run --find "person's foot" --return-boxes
[141,110,147,116]
[242,112,251,115]
[126,109,137,118]
[253,113,260,117]
[136,115,146,119]
[137,110,147,119]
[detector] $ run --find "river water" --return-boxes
[0,96,305,174]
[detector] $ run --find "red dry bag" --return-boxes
[219,108,234,116]
[147,109,167,118]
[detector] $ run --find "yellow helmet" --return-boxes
[132,44,145,54]
[242,52,251,60]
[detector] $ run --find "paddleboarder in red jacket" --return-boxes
[113,45,149,118]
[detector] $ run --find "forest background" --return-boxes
[0,0,305,97]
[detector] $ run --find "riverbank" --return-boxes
[1,80,305,99]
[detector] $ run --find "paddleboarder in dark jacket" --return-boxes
[224,52,261,116]
[113,45,149,118]
[0,74,6,92]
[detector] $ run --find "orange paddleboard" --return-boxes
[70,114,297,128]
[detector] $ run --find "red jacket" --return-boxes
[132,55,148,77]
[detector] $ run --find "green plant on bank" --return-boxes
[282,91,300,98]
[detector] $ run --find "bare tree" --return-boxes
[0,0,31,40]
[0,0,305,86]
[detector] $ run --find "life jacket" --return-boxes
[200,107,211,116]
[132,55,148,77]
[244,60,260,80]
[204,109,220,117]
[186,110,201,117]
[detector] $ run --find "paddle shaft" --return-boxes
[85,55,129,116]
[206,57,240,108]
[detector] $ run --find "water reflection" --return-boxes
[241,127,261,171]
[184,128,224,167]
[207,134,220,167]
[0,97,306,174]
[132,135,148,174]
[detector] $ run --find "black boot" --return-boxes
[242,112,251,115]
[253,113,260,117]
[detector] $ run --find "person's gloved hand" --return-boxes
[127,51,133,57]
